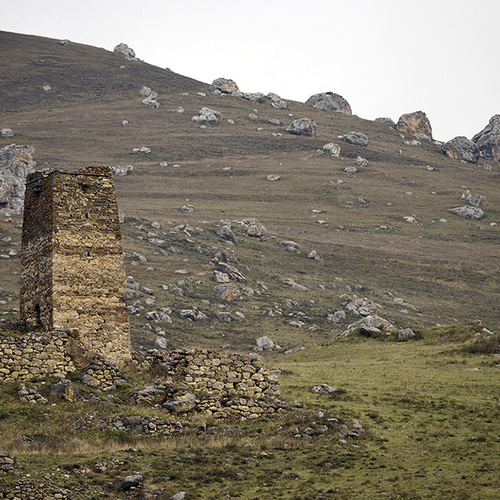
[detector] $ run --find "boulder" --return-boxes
[450,206,485,220]
[140,86,152,96]
[210,78,240,95]
[305,92,352,115]
[214,283,241,301]
[120,474,143,491]
[278,240,301,252]
[0,144,36,215]
[242,218,266,237]
[339,314,395,338]
[472,114,500,161]
[256,336,275,349]
[396,111,432,140]
[343,132,368,147]
[460,190,487,208]
[192,107,221,124]
[344,296,381,316]
[242,92,265,102]
[50,380,76,402]
[397,328,416,341]
[442,136,479,163]
[216,225,237,244]
[286,118,317,137]
[267,92,287,109]
[111,165,134,176]
[323,143,341,157]
[163,393,197,413]
[217,262,246,282]
[1,128,14,137]
[114,43,136,60]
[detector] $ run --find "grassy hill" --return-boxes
[0,31,499,498]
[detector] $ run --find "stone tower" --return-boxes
[20,166,131,363]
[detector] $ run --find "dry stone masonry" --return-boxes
[20,166,131,364]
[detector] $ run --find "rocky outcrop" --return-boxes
[342,132,368,147]
[396,111,432,140]
[339,315,395,338]
[0,144,36,215]
[472,114,500,162]
[460,190,487,208]
[306,92,352,115]
[210,78,240,95]
[113,43,136,60]
[286,118,317,137]
[442,136,479,163]
[375,117,395,125]
[267,92,287,109]
[141,89,160,108]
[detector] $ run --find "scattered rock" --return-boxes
[170,493,186,500]
[50,380,76,402]
[59,39,70,46]
[214,283,241,301]
[472,114,500,162]
[278,240,301,252]
[1,128,14,138]
[306,92,352,115]
[396,111,432,140]
[311,384,336,394]
[140,86,152,96]
[403,216,418,224]
[216,225,237,244]
[142,89,160,108]
[0,450,14,472]
[356,156,368,167]
[344,296,381,316]
[268,118,282,126]
[286,118,317,137]
[343,166,358,174]
[323,143,341,157]
[256,336,275,349]
[179,309,207,321]
[450,206,485,220]
[43,84,51,92]
[308,250,320,260]
[267,174,280,181]
[213,270,230,283]
[397,328,416,341]
[120,474,143,491]
[111,165,134,176]
[181,205,194,212]
[192,107,221,124]
[460,190,487,208]
[267,92,287,109]
[217,262,246,282]
[340,314,395,338]
[342,132,368,147]
[210,78,240,95]
[242,92,265,102]
[114,43,136,60]
[282,278,308,291]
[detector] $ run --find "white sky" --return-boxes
[2,0,499,141]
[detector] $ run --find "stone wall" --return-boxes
[20,166,131,364]
[0,331,75,382]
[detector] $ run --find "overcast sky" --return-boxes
[2,0,499,141]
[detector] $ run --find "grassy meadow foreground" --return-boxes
[0,324,498,499]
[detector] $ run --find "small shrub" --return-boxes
[464,334,500,355]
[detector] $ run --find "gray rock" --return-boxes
[306,92,352,115]
[268,118,282,126]
[450,205,485,220]
[170,492,186,500]
[111,165,134,176]
[155,336,168,349]
[82,374,100,387]
[278,240,301,252]
[242,92,265,102]
[210,78,240,95]
[396,111,432,140]
[286,118,317,137]
[256,336,275,349]
[311,384,336,393]
[192,107,221,124]
[443,137,480,163]
[343,132,368,147]
[216,312,232,322]
[345,296,381,316]
[120,474,143,491]
[1,128,14,138]
[460,190,487,208]
[216,225,237,244]
[472,114,500,161]
[343,166,358,174]
[267,92,288,109]
[214,283,241,301]
[356,156,368,167]
[114,43,136,60]
[397,328,416,341]
[323,143,341,157]
[140,86,152,96]
[339,314,395,338]
[213,270,230,283]
[50,380,76,401]
[181,204,194,212]
[163,393,196,413]
[267,174,280,181]
[218,261,246,282]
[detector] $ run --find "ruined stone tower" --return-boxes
[20,166,131,363]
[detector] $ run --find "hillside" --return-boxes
[0,31,499,499]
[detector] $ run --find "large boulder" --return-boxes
[450,206,484,220]
[472,114,500,162]
[396,111,432,140]
[305,92,352,115]
[210,78,240,95]
[442,136,479,163]
[286,118,317,137]
[114,43,136,60]
[343,132,368,147]
[0,144,36,215]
